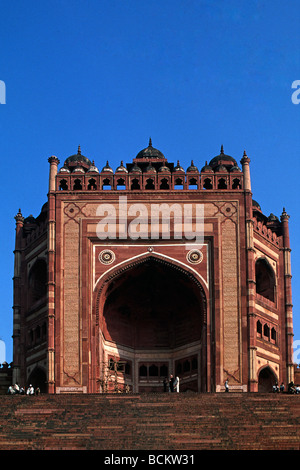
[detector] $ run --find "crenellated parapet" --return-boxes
[54,142,245,192]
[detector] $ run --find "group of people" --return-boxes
[272,381,300,394]
[164,374,180,392]
[7,383,40,396]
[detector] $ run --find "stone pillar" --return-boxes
[241,151,257,391]
[47,156,59,393]
[281,208,294,384]
[48,156,60,192]
[241,150,251,192]
[12,209,24,385]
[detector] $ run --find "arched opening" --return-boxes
[255,258,276,302]
[145,178,155,190]
[203,178,212,189]
[232,178,241,189]
[160,178,169,190]
[98,257,207,393]
[131,178,140,190]
[88,178,97,190]
[188,178,198,190]
[27,367,47,393]
[102,178,112,190]
[174,178,184,190]
[28,259,47,307]
[258,366,277,392]
[59,179,68,190]
[73,178,82,190]
[117,178,126,190]
[218,178,227,189]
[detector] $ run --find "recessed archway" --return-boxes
[258,366,278,392]
[96,255,207,393]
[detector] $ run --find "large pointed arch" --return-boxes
[91,251,210,393]
[94,251,208,327]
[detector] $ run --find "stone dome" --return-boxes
[130,163,142,173]
[64,146,92,171]
[186,160,199,172]
[201,161,213,173]
[174,160,185,172]
[158,164,171,172]
[135,138,165,160]
[209,145,238,170]
[115,161,128,173]
[87,161,99,173]
[101,161,113,173]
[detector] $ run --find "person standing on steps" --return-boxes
[169,374,174,392]
[173,375,180,392]
[225,378,229,392]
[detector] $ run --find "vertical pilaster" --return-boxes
[47,156,59,393]
[12,209,24,385]
[241,151,257,391]
[281,208,294,384]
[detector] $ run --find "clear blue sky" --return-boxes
[0,0,299,364]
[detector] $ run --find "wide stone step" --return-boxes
[0,393,299,450]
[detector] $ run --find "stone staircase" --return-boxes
[0,393,299,450]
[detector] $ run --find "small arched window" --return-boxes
[189,178,198,190]
[255,258,276,302]
[263,324,270,339]
[257,320,262,336]
[232,178,241,189]
[145,179,155,190]
[102,178,112,190]
[160,178,169,190]
[131,178,140,190]
[73,179,82,190]
[28,259,47,306]
[174,178,184,190]
[218,178,227,189]
[203,178,212,189]
[117,178,126,190]
[59,179,68,190]
[139,365,147,377]
[88,178,97,190]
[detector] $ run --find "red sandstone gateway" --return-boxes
[12,140,294,394]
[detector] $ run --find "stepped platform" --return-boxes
[0,393,299,450]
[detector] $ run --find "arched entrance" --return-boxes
[27,367,47,393]
[96,255,208,393]
[258,366,277,392]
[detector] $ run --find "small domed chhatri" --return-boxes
[64,145,92,171]
[186,160,199,173]
[115,161,128,173]
[135,138,166,160]
[201,161,213,173]
[101,161,113,173]
[87,161,100,173]
[209,145,239,171]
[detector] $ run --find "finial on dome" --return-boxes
[78,145,81,155]
[149,137,152,147]
[243,149,247,157]
[220,145,224,154]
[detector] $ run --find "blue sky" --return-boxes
[0,0,299,364]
